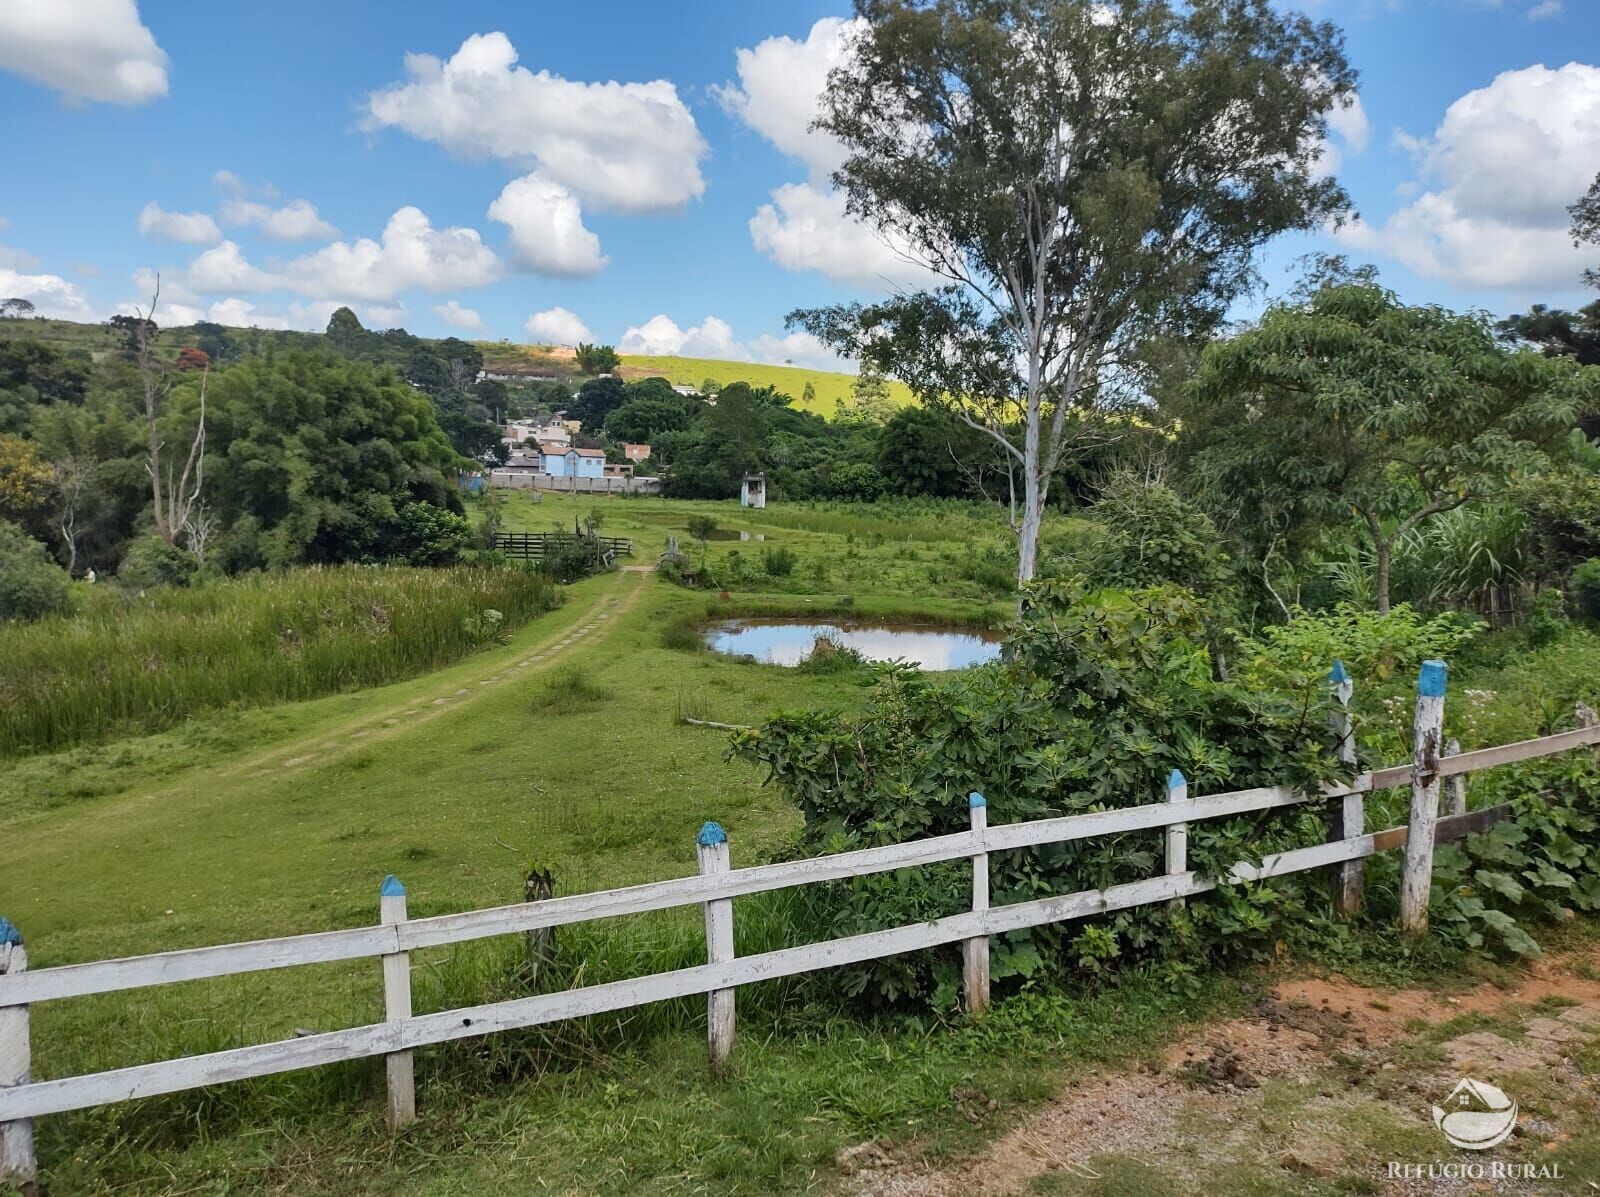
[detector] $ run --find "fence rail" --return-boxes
[1,661,1597,1184]
[489,532,634,561]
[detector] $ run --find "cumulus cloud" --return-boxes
[220,198,338,242]
[434,299,486,331]
[364,32,706,215]
[138,202,222,245]
[1316,92,1372,177]
[1337,63,1600,289]
[487,174,607,277]
[280,206,501,301]
[0,267,96,319]
[750,183,938,290]
[524,306,592,345]
[714,17,862,183]
[183,240,280,292]
[0,0,168,105]
[721,19,941,293]
[619,314,852,372]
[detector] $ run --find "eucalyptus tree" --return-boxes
[1183,285,1598,615]
[792,0,1356,590]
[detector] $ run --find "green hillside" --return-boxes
[617,354,912,417]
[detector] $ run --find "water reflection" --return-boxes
[703,620,1002,670]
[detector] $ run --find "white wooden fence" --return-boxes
[2,659,1598,1185]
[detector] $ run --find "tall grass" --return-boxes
[747,498,1008,543]
[0,565,561,756]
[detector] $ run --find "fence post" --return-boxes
[379,875,415,1128]
[1328,660,1364,916]
[1164,770,1189,910]
[1401,660,1447,939]
[697,822,735,1076]
[962,792,990,1016]
[1443,737,1465,817]
[0,918,36,1193]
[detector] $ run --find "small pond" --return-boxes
[703,620,1003,671]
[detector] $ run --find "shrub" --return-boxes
[734,580,1353,1011]
[1573,558,1600,619]
[0,519,70,621]
[761,545,798,577]
[118,534,196,589]
[661,613,705,652]
[1249,602,1481,685]
[1086,473,1234,603]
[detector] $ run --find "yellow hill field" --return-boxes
[474,341,912,417]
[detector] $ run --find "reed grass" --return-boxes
[0,565,561,756]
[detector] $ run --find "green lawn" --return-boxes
[615,355,913,416]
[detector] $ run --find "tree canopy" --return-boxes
[795,0,1355,593]
[1182,285,1599,613]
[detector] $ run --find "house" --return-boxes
[603,462,634,479]
[505,419,571,446]
[621,442,651,463]
[672,384,697,397]
[539,441,606,478]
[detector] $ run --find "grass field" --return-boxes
[617,354,913,416]
[5,490,1593,1194]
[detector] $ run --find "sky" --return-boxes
[0,0,1597,374]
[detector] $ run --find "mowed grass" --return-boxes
[0,565,561,756]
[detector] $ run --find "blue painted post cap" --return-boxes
[697,820,728,847]
[968,791,986,808]
[0,917,20,946]
[1417,659,1448,698]
[1168,769,1187,790]
[1330,660,1349,685]
[380,875,405,898]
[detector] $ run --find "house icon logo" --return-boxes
[1432,1078,1518,1150]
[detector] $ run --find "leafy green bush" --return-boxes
[0,519,70,621]
[1573,558,1600,619]
[118,533,197,589]
[1428,755,1600,956]
[734,580,1353,1011]
[761,545,798,577]
[1084,474,1234,603]
[1249,602,1480,686]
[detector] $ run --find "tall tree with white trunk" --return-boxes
[793,0,1356,593]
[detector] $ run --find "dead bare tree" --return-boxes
[133,278,207,545]
[51,455,96,576]
[183,502,218,568]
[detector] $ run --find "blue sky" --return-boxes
[1,0,1596,370]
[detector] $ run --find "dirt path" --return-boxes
[843,946,1600,1195]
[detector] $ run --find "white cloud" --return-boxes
[1337,63,1600,289]
[434,299,486,331]
[1527,0,1563,18]
[714,17,863,183]
[280,206,501,301]
[0,268,96,319]
[364,32,706,215]
[0,0,168,105]
[0,246,40,271]
[618,314,854,372]
[220,198,338,242]
[204,297,293,330]
[138,202,222,245]
[750,183,937,290]
[487,174,607,277]
[524,306,592,345]
[747,330,851,372]
[721,19,941,293]
[183,240,280,293]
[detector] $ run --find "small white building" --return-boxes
[741,472,767,509]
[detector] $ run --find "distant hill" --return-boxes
[476,341,912,417]
[0,317,912,419]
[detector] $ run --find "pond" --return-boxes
[702,619,1003,670]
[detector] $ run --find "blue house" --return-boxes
[538,441,606,479]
